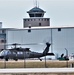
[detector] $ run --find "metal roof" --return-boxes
[1,26,74,31]
[27,7,45,13]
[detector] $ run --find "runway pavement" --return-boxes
[0,68,74,73]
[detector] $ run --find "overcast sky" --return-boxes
[0,0,74,28]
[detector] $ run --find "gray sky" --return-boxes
[0,0,74,28]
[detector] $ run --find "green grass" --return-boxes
[0,60,74,68]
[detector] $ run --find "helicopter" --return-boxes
[0,42,54,61]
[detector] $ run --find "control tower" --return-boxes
[23,2,50,27]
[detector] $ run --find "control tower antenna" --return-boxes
[35,0,37,7]
[33,0,38,7]
[38,1,39,7]
[33,0,35,7]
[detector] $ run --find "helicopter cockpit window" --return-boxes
[17,52,20,54]
[17,52,23,54]
[0,50,11,56]
[13,52,16,54]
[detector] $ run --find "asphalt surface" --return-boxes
[0,68,74,73]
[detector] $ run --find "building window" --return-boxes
[2,30,5,33]
[34,19,36,21]
[24,19,26,21]
[45,19,46,21]
[42,19,43,21]
[39,23,41,26]
[47,19,49,21]
[28,19,29,21]
[1,40,6,43]
[58,28,61,31]
[35,14,42,17]
[29,14,34,17]
[31,19,32,21]
[39,19,40,21]
[28,29,31,33]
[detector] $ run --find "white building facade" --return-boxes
[4,27,74,58]
[0,22,2,28]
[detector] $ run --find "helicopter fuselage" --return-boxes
[0,43,54,61]
[0,50,43,61]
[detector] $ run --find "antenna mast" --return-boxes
[38,1,39,7]
[36,0,37,7]
[33,0,39,7]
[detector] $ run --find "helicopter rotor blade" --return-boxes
[43,37,52,45]
[0,43,44,46]
[21,43,44,45]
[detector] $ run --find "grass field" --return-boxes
[0,60,74,68]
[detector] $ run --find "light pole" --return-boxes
[4,43,6,68]
[24,51,26,68]
[4,51,6,68]
[65,48,68,67]
[45,55,47,68]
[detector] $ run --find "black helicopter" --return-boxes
[0,42,54,61]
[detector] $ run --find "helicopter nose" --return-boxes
[0,55,4,59]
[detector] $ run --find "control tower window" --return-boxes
[34,19,36,21]
[45,19,46,21]
[35,14,42,17]
[39,23,41,26]
[24,19,26,21]
[29,14,34,17]
[47,19,49,21]
[42,19,43,21]
[28,19,29,21]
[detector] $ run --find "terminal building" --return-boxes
[0,5,74,59]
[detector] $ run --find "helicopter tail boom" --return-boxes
[46,53,54,56]
[43,42,50,55]
[42,42,54,56]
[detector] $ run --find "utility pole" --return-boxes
[65,48,68,67]
[45,55,47,68]
[4,43,6,68]
[24,51,26,68]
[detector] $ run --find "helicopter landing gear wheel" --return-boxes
[5,58,8,61]
[14,58,18,61]
[38,58,42,61]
